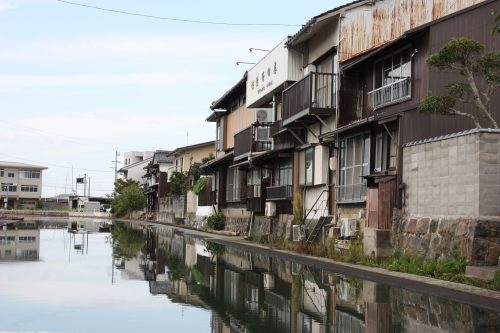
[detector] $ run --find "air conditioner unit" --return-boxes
[254,108,274,124]
[256,126,271,142]
[340,218,357,238]
[265,201,276,217]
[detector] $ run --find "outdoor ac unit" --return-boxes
[255,108,274,123]
[340,218,357,238]
[265,201,276,217]
[292,225,300,242]
[256,126,271,142]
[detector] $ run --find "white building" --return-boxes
[0,161,47,209]
[118,151,154,186]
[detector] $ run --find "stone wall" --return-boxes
[221,206,251,235]
[403,129,500,217]
[157,195,185,224]
[392,215,500,265]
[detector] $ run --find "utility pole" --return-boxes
[88,177,91,197]
[83,173,87,197]
[111,151,120,182]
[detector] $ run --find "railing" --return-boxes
[336,184,367,203]
[266,185,293,200]
[282,72,336,124]
[234,127,252,158]
[269,119,283,137]
[367,77,411,110]
[234,124,272,160]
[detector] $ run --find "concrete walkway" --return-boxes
[119,218,500,313]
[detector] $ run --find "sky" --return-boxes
[0,0,351,197]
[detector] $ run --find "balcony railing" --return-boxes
[368,77,411,110]
[336,184,367,203]
[282,72,336,126]
[270,119,283,137]
[266,185,293,201]
[234,125,272,160]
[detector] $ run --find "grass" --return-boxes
[270,234,500,292]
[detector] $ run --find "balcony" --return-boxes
[367,77,411,110]
[266,185,293,201]
[282,72,336,126]
[234,125,272,161]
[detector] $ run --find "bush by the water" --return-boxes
[207,212,225,230]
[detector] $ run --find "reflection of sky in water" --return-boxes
[0,229,210,333]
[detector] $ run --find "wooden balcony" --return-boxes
[282,72,336,126]
[234,125,272,161]
[266,185,293,201]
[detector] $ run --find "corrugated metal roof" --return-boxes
[286,0,367,47]
[403,128,500,147]
[0,161,47,170]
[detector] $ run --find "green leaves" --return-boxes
[418,94,456,115]
[169,171,190,196]
[427,37,484,69]
[475,51,500,84]
[112,184,145,217]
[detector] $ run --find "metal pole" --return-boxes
[88,177,91,197]
[84,174,87,197]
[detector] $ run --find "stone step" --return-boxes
[465,265,499,282]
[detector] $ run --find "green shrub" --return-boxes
[207,212,225,230]
[192,177,208,195]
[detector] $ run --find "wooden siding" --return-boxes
[401,0,500,144]
[225,105,254,149]
[338,0,486,62]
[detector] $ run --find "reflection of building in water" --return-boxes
[0,220,40,261]
[129,225,500,333]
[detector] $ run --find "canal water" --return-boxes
[1,218,499,333]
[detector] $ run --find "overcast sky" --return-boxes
[0,0,350,197]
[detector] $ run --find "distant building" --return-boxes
[0,161,47,209]
[118,151,155,186]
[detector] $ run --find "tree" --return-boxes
[113,178,140,195]
[111,182,145,218]
[418,37,499,128]
[169,171,190,196]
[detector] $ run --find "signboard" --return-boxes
[246,37,302,108]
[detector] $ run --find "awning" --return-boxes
[201,152,233,170]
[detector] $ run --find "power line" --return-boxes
[54,0,302,27]
[0,153,113,173]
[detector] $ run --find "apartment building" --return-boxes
[0,161,47,209]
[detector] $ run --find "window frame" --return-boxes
[338,132,370,203]
[304,148,314,186]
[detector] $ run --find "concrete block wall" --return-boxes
[403,130,500,218]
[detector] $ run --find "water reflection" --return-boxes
[0,220,40,261]
[111,222,500,333]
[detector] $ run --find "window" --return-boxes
[338,132,370,202]
[19,236,36,243]
[216,118,225,151]
[0,169,3,177]
[305,148,313,186]
[21,185,38,192]
[226,167,244,202]
[7,172,14,178]
[374,133,383,172]
[273,159,293,186]
[247,168,261,198]
[374,128,398,172]
[370,48,412,109]
[1,183,17,192]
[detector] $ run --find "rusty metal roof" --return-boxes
[286,0,367,48]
